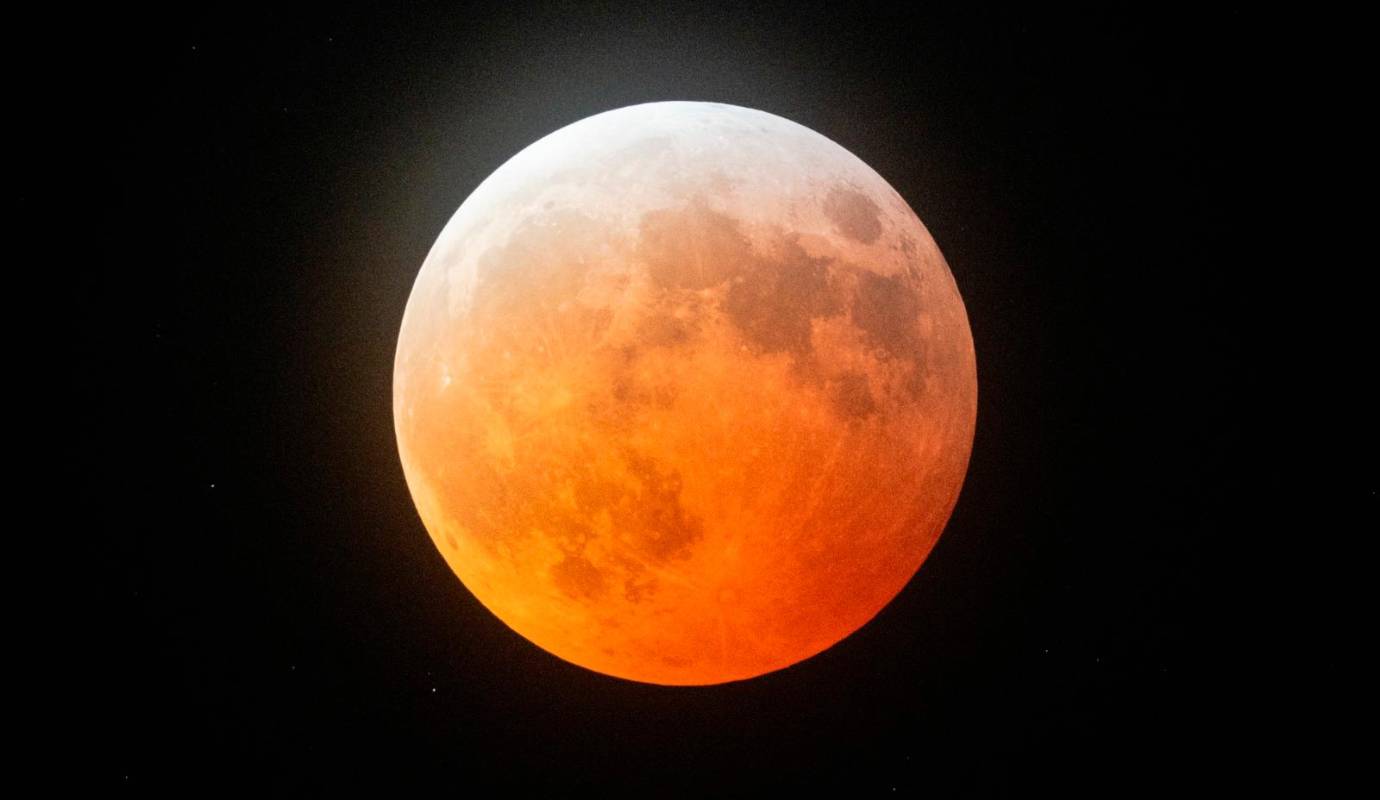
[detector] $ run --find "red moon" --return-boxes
[394,102,976,685]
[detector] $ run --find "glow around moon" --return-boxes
[394,101,977,685]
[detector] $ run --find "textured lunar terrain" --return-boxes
[394,102,976,685]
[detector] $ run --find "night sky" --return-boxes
[89,3,1270,792]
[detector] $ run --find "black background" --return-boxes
[86,2,1279,792]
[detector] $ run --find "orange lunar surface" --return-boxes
[393,102,977,685]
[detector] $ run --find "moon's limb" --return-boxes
[394,101,976,685]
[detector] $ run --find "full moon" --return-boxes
[394,101,977,685]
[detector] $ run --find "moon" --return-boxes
[394,101,976,685]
